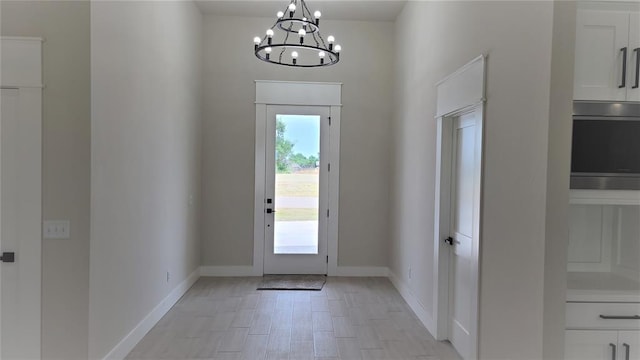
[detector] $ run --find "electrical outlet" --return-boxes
[166,271,171,283]
[43,220,71,239]
[409,265,413,279]
[188,194,194,207]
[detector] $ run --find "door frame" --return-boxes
[254,80,342,276]
[433,55,486,360]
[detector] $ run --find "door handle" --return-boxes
[599,315,640,320]
[444,237,454,246]
[623,343,630,360]
[266,208,276,214]
[0,252,15,263]
[610,343,617,360]
[620,47,628,88]
[633,48,639,89]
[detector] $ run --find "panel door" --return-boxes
[566,330,619,360]
[1,88,42,359]
[574,10,630,101]
[618,331,640,360]
[448,111,480,360]
[627,12,640,102]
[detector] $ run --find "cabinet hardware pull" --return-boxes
[623,343,630,360]
[633,48,639,89]
[599,315,640,320]
[620,47,628,88]
[610,343,617,360]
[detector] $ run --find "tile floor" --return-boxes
[126,277,461,360]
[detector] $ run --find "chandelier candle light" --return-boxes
[253,0,341,67]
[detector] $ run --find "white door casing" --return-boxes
[433,55,485,360]
[254,81,341,276]
[263,105,330,274]
[0,37,43,359]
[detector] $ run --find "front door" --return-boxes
[263,105,330,274]
[1,87,42,359]
[448,110,481,360]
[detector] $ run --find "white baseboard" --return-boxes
[200,265,256,277]
[388,269,436,336]
[102,268,200,360]
[333,266,389,277]
[199,265,388,277]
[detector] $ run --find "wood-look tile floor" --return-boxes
[126,277,462,360]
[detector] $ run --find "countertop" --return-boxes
[567,272,640,303]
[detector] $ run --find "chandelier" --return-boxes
[253,0,341,67]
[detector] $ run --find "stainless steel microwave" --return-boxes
[571,101,640,190]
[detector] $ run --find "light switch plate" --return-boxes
[43,220,70,239]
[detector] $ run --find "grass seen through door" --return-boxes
[275,169,319,222]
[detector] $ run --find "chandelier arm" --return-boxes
[278,21,293,62]
[315,29,329,49]
[312,31,321,48]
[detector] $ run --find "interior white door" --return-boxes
[448,111,480,360]
[1,87,42,359]
[263,105,330,274]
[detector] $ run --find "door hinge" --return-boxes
[328,117,332,126]
[328,163,331,172]
[326,255,329,263]
[327,209,330,218]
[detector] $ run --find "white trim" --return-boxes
[388,270,435,334]
[253,104,267,276]
[255,80,343,86]
[101,269,200,360]
[1,38,43,89]
[253,81,342,276]
[255,80,342,106]
[200,266,256,277]
[0,85,44,89]
[436,55,486,118]
[434,55,486,360]
[333,266,389,277]
[0,36,44,42]
[326,106,341,276]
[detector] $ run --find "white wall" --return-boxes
[1,2,91,358]
[89,2,203,358]
[201,15,394,268]
[391,1,571,358]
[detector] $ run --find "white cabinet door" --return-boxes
[618,331,640,360]
[566,330,619,360]
[574,10,630,101]
[627,13,640,102]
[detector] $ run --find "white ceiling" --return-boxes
[195,0,407,22]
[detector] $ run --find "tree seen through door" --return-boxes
[274,115,321,254]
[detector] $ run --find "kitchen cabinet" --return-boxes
[566,301,640,360]
[574,9,640,101]
[566,330,640,360]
